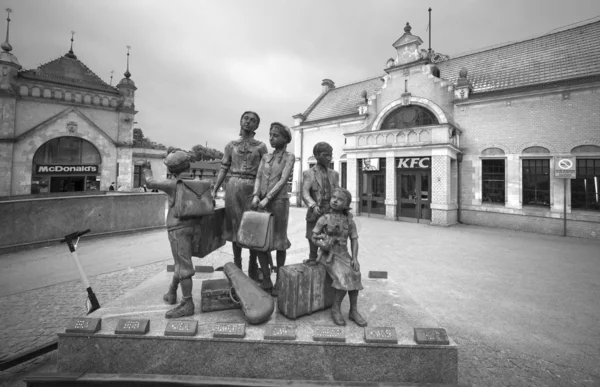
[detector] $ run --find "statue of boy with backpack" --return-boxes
[142,150,213,318]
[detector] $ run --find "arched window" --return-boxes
[522,146,550,154]
[381,106,438,130]
[481,147,505,156]
[572,145,600,153]
[33,137,102,165]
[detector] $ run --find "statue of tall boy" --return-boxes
[301,142,339,265]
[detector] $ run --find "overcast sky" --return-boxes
[4,0,600,153]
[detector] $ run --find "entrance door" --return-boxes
[360,173,386,217]
[397,171,431,223]
[50,176,85,192]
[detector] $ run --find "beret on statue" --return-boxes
[271,122,292,144]
[164,150,191,172]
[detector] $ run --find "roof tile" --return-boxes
[300,19,600,124]
[437,20,600,92]
[304,77,383,122]
[19,56,117,93]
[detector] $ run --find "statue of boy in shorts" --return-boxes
[142,150,199,318]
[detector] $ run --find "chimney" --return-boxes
[321,79,335,93]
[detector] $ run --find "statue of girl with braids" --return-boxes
[251,122,294,294]
[212,111,268,277]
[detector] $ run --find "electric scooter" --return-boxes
[60,229,101,314]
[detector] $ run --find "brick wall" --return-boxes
[455,86,600,237]
[454,88,600,154]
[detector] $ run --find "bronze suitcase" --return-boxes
[192,207,226,258]
[277,263,335,319]
[200,278,241,313]
[236,211,274,252]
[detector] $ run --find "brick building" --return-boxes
[292,20,600,239]
[0,14,142,196]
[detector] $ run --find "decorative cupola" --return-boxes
[391,23,424,67]
[117,45,137,109]
[454,68,472,100]
[0,8,21,92]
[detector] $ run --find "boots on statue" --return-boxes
[165,296,195,319]
[163,276,179,305]
[331,289,347,326]
[166,278,194,318]
[348,290,367,327]
[257,252,273,292]
[271,250,287,297]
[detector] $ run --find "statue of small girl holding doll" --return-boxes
[311,187,367,327]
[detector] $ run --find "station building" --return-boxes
[0,16,147,196]
[291,20,600,239]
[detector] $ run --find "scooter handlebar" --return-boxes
[61,229,91,243]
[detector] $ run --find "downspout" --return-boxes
[457,152,463,223]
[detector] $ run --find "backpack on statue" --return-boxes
[173,179,214,219]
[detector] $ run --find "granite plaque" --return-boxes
[414,328,449,345]
[65,317,101,334]
[313,325,345,342]
[195,265,214,273]
[164,320,198,337]
[364,327,398,344]
[368,271,388,279]
[167,264,175,272]
[115,319,150,335]
[264,324,296,341]
[213,322,245,338]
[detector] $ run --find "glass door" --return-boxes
[360,173,386,217]
[397,171,431,223]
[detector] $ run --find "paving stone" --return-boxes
[0,261,166,360]
[2,214,600,386]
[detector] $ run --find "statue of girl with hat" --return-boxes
[250,122,295,294]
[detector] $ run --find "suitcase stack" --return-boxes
[277,263,335,319]
[200,278,241,313]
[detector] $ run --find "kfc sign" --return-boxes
[36,165,99,174]
[397,157,430,169]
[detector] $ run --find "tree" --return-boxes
[191,144,223,161]
[132,128,167,150]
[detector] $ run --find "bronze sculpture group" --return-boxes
[142,111,366,327]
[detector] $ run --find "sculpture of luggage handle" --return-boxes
[229,287,241,305]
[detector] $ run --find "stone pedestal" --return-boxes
[55,270,458,384]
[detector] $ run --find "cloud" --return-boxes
[225,52,319,101]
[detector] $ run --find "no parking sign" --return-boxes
[555,157,576,179]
